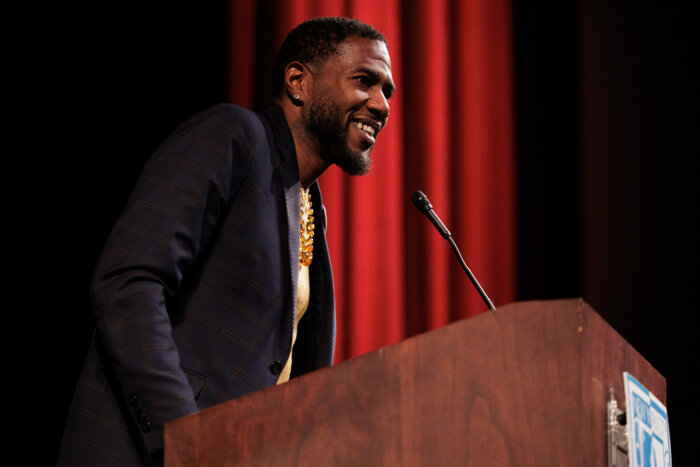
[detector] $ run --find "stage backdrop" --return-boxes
[226,0,515,362]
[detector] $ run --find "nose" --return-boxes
[367,88,390,122]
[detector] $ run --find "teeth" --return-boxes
[355,121,376,136]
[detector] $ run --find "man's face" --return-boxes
[302,37,394,175]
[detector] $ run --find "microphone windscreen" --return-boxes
[410,190,432,213]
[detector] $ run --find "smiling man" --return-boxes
[57,17,393,467]
[276,26,394,182]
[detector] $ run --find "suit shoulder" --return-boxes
[160,104,265,150]
[147,104,269,181]
[208,103,261,124]
[185,104,263,135]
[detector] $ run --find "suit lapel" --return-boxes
[260,106,302,359]
[260,105,301,305]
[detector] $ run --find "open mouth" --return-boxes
[355,121,379,138]
[352,118,382,145]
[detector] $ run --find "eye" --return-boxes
[353,73,394,101]
[353,75,373,87]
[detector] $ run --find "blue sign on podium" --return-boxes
[623,372,672,467]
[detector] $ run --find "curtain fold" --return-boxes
[227,0,515,363]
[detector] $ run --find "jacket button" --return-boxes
[269,361,283,375]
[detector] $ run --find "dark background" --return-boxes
[23,1,697,464]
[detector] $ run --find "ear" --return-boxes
[284,61,311,104]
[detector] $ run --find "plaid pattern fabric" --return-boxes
[57,104,335,466]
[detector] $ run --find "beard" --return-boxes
[302,93,373,176]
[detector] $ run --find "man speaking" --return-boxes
[57,16,394,466]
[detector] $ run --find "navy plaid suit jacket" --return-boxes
[57,104,335,466]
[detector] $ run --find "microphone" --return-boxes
[410,190,496,311]
[410,190,451,238]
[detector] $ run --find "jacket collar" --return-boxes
[261,105,296,167]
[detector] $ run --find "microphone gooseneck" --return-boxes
[411,190,496,311]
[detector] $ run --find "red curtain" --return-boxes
[227,0,515,363]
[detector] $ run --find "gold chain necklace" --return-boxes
[299,187,314,267]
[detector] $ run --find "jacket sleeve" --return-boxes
[89,104,260,454]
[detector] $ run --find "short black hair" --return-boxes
[271,17,387,98]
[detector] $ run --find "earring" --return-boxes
[293,93,301,102]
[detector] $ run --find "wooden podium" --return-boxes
[163,299,665,465]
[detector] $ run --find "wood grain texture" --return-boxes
[164,299,665,466]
